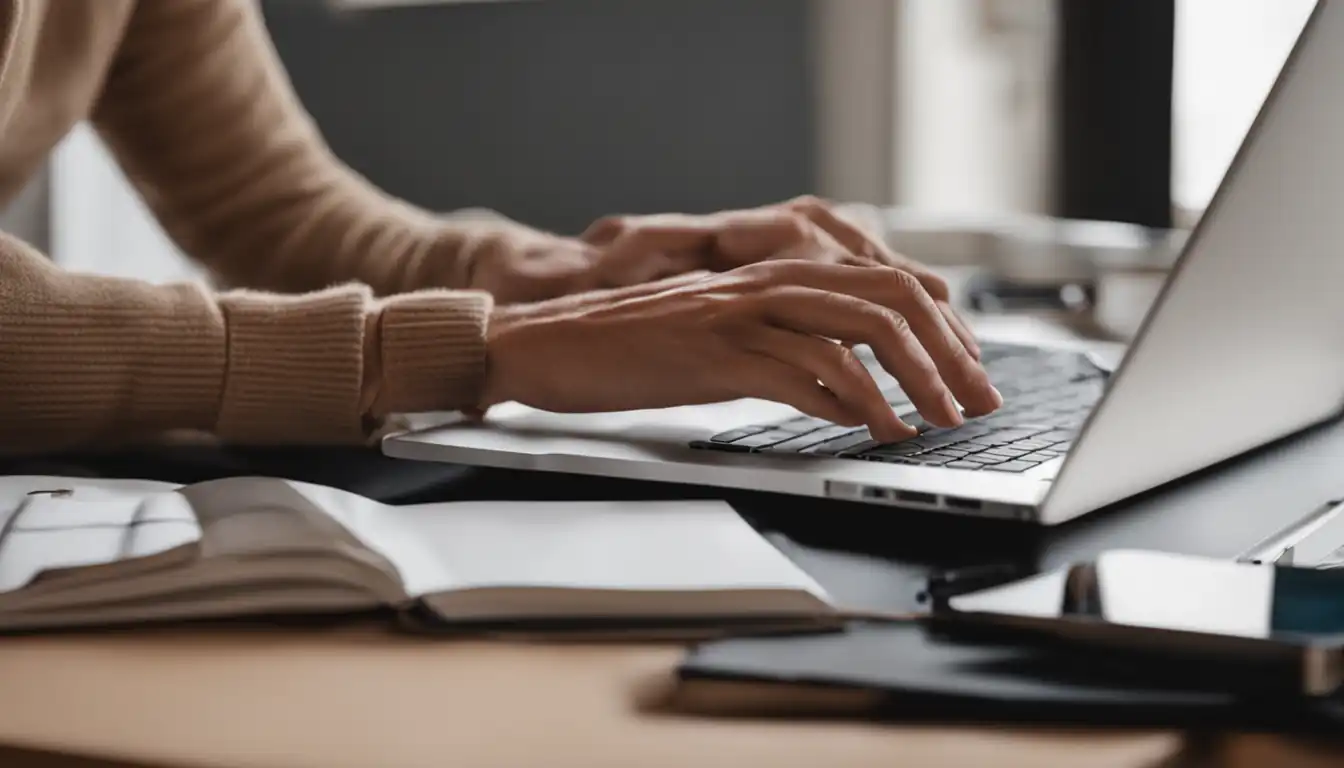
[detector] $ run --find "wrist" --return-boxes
[480,303,537,408]
[371,290,494,417]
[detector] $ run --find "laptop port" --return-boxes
[862,487,890,500]
[944,496,983,511]
[895,490,937,506]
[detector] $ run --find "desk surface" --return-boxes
[0,625,1184,768]
[4,313,1344,768]
[6,628,1344,768]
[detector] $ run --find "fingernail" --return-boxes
[877,415,915,442]
[886,423,918,443]
[942,393,964,426]
[987,384,1004,409]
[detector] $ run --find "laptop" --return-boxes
[384,1,1344,525]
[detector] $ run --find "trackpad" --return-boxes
[480,400,800,445]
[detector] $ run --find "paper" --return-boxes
[0,493,200,592]
[380,499,828,600]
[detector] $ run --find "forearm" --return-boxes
[0,234,491,457]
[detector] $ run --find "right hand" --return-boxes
[478,261,1002,443]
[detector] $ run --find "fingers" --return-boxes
[745,276,1001,426]
[538,269,715,313]
[732,352,874,430]
[938,300,981,361]
[581,214,719,248]
[736,200,981,361]
[596,245,704,288]
[594,219,719,282]
[711,209,855,268]
[783,196,889,265]
[877,281,999,419]
[748,286,955,428]
[782,196,957,303]
[754,262,991,398]
[737,326,912,441]
[841,270,999,417]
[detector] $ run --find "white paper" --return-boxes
[381,499,827,600]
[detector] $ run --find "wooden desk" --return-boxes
[0,625,1185,768]
[0,312,1338,768]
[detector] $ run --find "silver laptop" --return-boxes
[384,1,1344,525]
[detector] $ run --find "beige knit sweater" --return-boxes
[0,0,540,456]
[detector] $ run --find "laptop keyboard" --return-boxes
[689,342,1107,474]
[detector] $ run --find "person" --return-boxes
[0,0,1002,470]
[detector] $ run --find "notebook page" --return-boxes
[0,487,200,593]
[0,475,181,505]
[282,481,451,595]
[380,500,828,600]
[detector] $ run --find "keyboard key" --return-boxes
[762,425,862,454]
[983,447,1031,459]
[894,411,938,435]
[945,461,984,470]
[984,460,1041,473]
[708,426,768,444]
[929,449,970,460]
[775,416,833,434]
[803,430,879,456]
[919,431,975,450]
[956,443,996,454]
[689,440,750,452]
[986,428,1050,444]
[1011,439,1055,452]
[863,454,918,465]
[688,343,1097,464]
[734,430,799,450]
[865,442,925,457]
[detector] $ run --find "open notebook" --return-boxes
[0,476,838,634]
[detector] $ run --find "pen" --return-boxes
[1238,498,1344,566]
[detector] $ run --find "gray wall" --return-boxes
[262,0,816,235]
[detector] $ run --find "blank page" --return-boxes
[0,492,200,593]
[382,500,828,600]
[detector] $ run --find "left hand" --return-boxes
[468,196,978,359]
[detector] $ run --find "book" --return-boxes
[0,475,839,634]
[665,622,1344,731]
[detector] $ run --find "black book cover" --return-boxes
[671,621,1344,733]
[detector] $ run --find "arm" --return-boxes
[91,0,546,296]
[0,234,491,457]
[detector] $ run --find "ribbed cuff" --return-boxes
[374,289,493,415]
[216,285,372,444]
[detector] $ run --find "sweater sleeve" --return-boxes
[0,234,492,457]
[90,0,538,297]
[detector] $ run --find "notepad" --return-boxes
[0,476,837,634]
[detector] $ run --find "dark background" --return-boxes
[261,0,816,236]
[261,0,1175,235]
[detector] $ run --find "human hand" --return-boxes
[469,197,978,360]
[580,196,979,359]
[478,260,1002,443]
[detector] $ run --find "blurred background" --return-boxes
[2,0,1318,336]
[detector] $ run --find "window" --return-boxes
[1172,0,1315,218]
